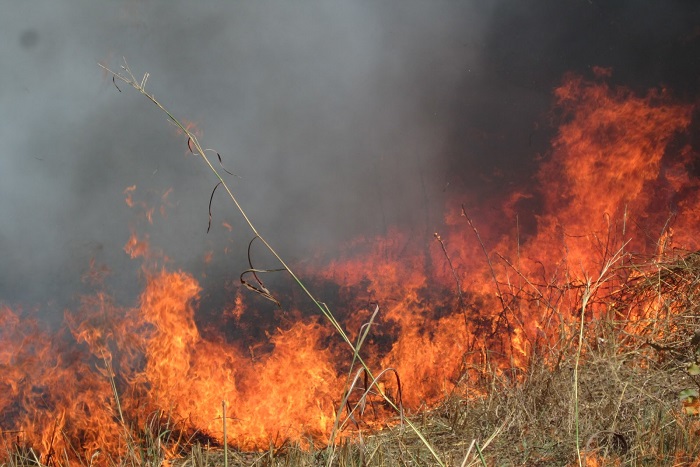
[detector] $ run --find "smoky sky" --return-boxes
[1,1,699,318]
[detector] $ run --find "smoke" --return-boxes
[0,1,698,316]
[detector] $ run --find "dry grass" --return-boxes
[5,252,700,466]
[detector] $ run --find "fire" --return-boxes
[0,303,126,462]
[131,267,341,450]
[535,73,694,271]
[1,70,698,463]
[124,232,149,259]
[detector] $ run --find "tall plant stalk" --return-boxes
[100,59,445,466]
[573,244,627,466]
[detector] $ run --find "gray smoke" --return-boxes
[0,1,698,317]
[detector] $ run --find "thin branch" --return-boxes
[100,59,445,466]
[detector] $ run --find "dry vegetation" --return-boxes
[5,252,700,466]
[4,62,700,466]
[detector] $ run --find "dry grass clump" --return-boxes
[440,330,698,465]
[427,251,700,466]
[419,251,700,466]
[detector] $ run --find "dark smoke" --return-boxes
[0,1,698,319]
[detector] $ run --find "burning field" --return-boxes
[2,62,700,465]
[2,2,700,464]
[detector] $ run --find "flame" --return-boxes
[124,232,149,259]
[534,73,693,271]
[129,268,340,449]
[1,71,698,463]
[123,185,136,207]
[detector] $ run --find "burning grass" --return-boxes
[5,252,700,465]
[3,61,700,465]
[168,253,700,466]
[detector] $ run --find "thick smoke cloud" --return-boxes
[0,1,698,317]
